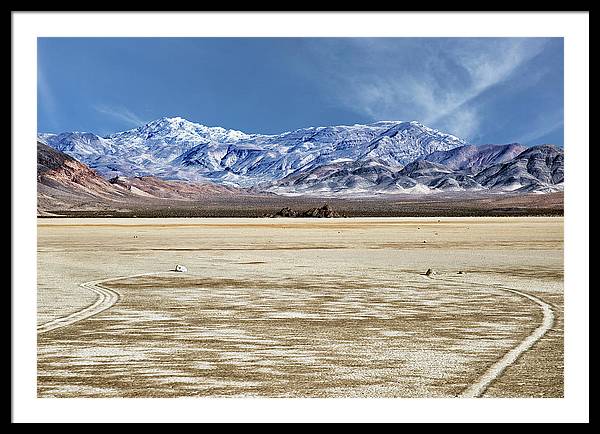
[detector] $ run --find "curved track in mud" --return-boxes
[457,283,555,397]
[38,271,555,398]
[37,272,169,334]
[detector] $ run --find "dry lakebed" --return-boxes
[37,217,563,398]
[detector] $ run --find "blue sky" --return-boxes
[38,37,564,146]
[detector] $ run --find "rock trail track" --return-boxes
[37,271,555,398]
[37,272,170,334]
[429,276,556,397]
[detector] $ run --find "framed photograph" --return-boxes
[12,11,589,423]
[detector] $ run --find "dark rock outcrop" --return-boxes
[272,207,298,217]
[300,204,340,218]
[267,204,343,218]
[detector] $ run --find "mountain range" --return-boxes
[37,142,262,215]
[38,116,564,196]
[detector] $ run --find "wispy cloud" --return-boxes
[94,105,147,128]
[425,39,548,137]
[38,67,60,131]
[514,109,564,145]
[300,38,550,141]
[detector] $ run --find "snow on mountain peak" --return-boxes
[38,116,470,188]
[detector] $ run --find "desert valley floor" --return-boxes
[37,217,563,398]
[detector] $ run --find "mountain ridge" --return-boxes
[38,117,563,196]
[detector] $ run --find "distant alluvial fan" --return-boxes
[37,116,564,196]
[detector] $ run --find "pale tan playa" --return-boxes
[37,217,563,398]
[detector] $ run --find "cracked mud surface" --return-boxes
[37,217,563,397]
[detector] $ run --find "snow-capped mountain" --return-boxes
[37,141,260,214]
[38,117,563,196]
[420,143,527,173]
[38,117,465,186]
[474,145,564,192]
[39,131,119,159]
